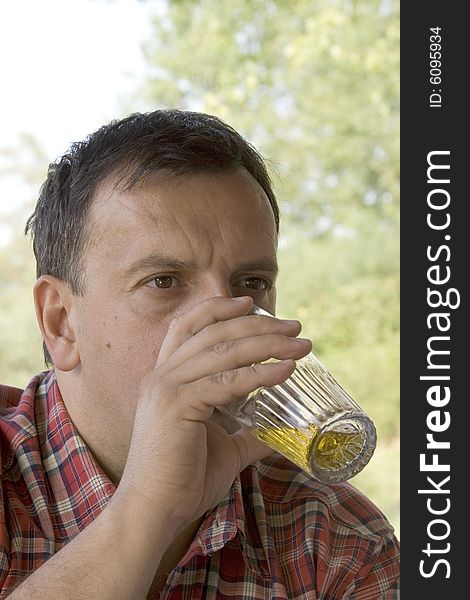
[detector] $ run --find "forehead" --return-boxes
[85,168,278,268]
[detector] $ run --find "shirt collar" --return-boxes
[31,371,115,541]
[180,466,270,577]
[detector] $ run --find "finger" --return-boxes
[231,427,276,470]
[170,334,311,384]
[159,314,302,373]
[156,296,253,366]
[169,359,297,422]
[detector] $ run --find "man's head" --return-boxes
[26,110,280,366]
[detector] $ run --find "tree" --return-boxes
[135,0,399,233]
[0,134,47,386]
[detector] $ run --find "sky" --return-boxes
[0,0,159,220]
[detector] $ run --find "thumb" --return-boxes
[231,427,276,472]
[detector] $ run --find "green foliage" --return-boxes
[274,214,399,529]
[0,137,47,386]
[0,212,44,387]
[136,0,399,230]
[276,215,399,439]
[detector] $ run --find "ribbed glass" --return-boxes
[221,307,377,483]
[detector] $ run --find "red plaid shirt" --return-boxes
[1,371,399,599]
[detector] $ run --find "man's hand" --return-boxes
[116,296,312,534]
[9,296,311,600]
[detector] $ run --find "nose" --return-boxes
[198,277,234,302]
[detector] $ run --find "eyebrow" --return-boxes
[237,259,279,275]
[125,255,196,276]
[124,254,279,277]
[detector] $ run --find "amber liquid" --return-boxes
[255,424,366,476]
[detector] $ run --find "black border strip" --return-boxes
[401,3,465,595]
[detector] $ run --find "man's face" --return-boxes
[71,168,279,417]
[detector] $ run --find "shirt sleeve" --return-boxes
[342,532,400,599]
[0,450,10,596]
[296,484,400,600]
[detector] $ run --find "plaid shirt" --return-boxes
[1,371,399,599]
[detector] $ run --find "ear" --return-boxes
[33,275,80,371]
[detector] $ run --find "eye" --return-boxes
[236,276,272,291]
[145,275,179,289]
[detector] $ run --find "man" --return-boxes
[0,110,399,598]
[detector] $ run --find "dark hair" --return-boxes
[25,109,280,364]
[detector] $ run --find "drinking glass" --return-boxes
[221,305,377,483]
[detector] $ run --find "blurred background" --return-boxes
[0,0,399,536]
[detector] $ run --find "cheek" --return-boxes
[103,320,168,368]
[76,301,166,371]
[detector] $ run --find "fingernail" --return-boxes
[282,319,300,326]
